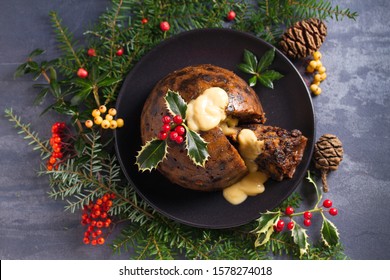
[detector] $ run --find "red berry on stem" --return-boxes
[141,18,148,24]
[303,211,313,219]
[158,131,168,140]
[162,115,171,124]
[175,135,184,144]
[116,48,124,56]
[323,199,333,208]
[169,131,179,141]
[227,10,236,21]
[87,48,96,57]
[303,219,311,227]
[160,21,170,32]
[161,124,171,132]
[276,219,285,231]
[285,206,294,216]
[329,208,338,216]
[174,125,185,135]
[77,68,88,79]
[173,115,183,124]
[287,221,294,230]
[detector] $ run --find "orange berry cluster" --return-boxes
[81,193,116,246]
[85,105,124,130]
[47,122,66,171]
[305,51,327,96]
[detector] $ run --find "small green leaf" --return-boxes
[262,70,284,81]
[97,77,122,87]
[50,80,61,97]
[28,48,45,58]
[291,223,309,258]
[253,211,281,247]
[237,63,256,75]
[258,76,274,89]
[48,67,57,81]
[33,88,49,105]
[321,215,340,247]
[243,49,258,71]
[14,63,29,78]
[70,87,92,105]
[249,75,257,87]
[257,48,275,73]
[164,89,187,118]
[136,139,168,172]
[185,128,209,167]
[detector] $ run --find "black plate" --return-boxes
[114,28,315,229]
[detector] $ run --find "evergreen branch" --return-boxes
[4,108,51,156]
[50,11,82,67]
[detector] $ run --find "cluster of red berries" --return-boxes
[274,199,338,232]
[81,193,116,246]
[47,122,67,171]
[158,114,186,144]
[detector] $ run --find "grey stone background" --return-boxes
[0,0,389,259]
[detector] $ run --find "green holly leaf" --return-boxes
[258,76,274,89]
[136,138,168,172]
[184,127,209,167]
[291,223,310,258]
[321,215,340,247]
[249,75,257,87]
[262,70,284,81]
[243,49,258,71]
[257,48,275,73]
[164,89,187,118]
[253,211,281,247]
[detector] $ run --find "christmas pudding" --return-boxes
[139,64,307,202]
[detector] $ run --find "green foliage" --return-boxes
[7,0,356,260]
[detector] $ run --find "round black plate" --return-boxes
[114,28,315,229]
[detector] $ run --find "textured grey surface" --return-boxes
[0,0,389,260]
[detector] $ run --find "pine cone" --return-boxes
[313,134,343,192]
[280,18,327,59]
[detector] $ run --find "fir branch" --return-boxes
[4,108,51,156]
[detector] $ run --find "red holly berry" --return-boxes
[141,18,148,24]
[160,21,170,32]
[329,208,338,216]
[169,131,178,141]
[303,211,313,219]
[87,48,96,57]
[175,135,184,144]
[162,115,171,124]
[323,199,333,208]
[285,206,294,216]
[173,115,183,124]
[227,10,236,21]
[276,219,285,231]
[287,221,295,230]
[161,124,171,132]
[174,125,185,136]
[77,68,88,79]
[116,48,124,56]
[158,131,168,140]
[303,219,311,227]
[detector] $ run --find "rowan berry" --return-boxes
[303,211,313,219]
[100,212,107,219]
[92,109,100,117]
[315,60,323,70]
[99,105,107,113]
[96,221,103,228]
[105,200,113,207]
[49,157,56,165]
[318,66,326,74]
[105,114,113,121]
[97,237,105,245]
[83,237,90,244]
[101,120,110,129]
[329,208,338,216]
[87,226,94,232]
[320,73,327,81]
[303,219,311,227]
[91,239,97,246]
[95,229,102,236]
[306,65,315,73]
[116,118,124,128]
[313,73,322,83]
[77,68,88,79]
[173,115,183,124]
[110,193,116,199]
[309,60,318,69]
[285,206,294,216]
[313,51,322,61]
[162,115,171,124]
[94,116,103,125]
[47,164,53,171]
[108,108,117,116]
[227,10,236,21]
[160,21,170,32]
[287,221,295,230]
[85,120,93,128]
[323,199,333,208]
[109,120,118,129]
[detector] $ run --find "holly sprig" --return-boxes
[253,171,340,258]
[136,90,209,171]
[237,48,284,88]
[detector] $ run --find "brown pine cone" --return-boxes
[313,134,343,192]
[279,18,327,59]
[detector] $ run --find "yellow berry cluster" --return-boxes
[306,51,326,96]
[85,105,124,129]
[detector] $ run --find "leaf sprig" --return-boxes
[136,90,209,171]
[237,48,283,88]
